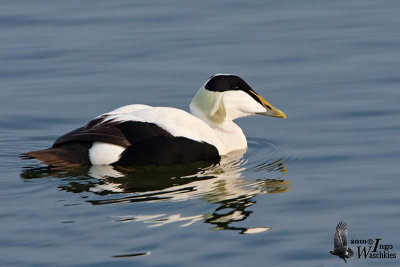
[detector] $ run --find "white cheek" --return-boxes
[223,91,264,119]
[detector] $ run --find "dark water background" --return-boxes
[1,0,400,266]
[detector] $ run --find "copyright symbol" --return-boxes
[368,239,373,245]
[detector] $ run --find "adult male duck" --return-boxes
[25,74,286,167]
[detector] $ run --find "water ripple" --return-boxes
[20,138,296,234]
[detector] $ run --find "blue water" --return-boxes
[1,0,400,266]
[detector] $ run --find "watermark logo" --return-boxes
[329,221,354,263]
[352,238,396,259]
[329,221,397,262]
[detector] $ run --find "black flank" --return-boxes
[115,135,220,166]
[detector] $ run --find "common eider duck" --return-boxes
[25,74,286,167]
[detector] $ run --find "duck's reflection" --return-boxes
[21,152,290,234]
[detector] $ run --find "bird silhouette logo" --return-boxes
[330,221,354,263]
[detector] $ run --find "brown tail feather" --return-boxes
[24,148,81,167]
[24,142,92,167]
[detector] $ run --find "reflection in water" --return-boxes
[21,150,290,234]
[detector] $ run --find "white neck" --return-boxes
[190,104,247,154]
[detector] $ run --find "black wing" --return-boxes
[334,221,349,253]
[53,116,173,148]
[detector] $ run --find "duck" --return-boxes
[25,74,286,167]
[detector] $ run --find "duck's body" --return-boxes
[25,74,286,167]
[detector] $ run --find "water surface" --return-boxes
[1,0,400,266]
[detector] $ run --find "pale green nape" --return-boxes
[191,88,226,123]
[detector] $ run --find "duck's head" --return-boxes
[190,74,286,124]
